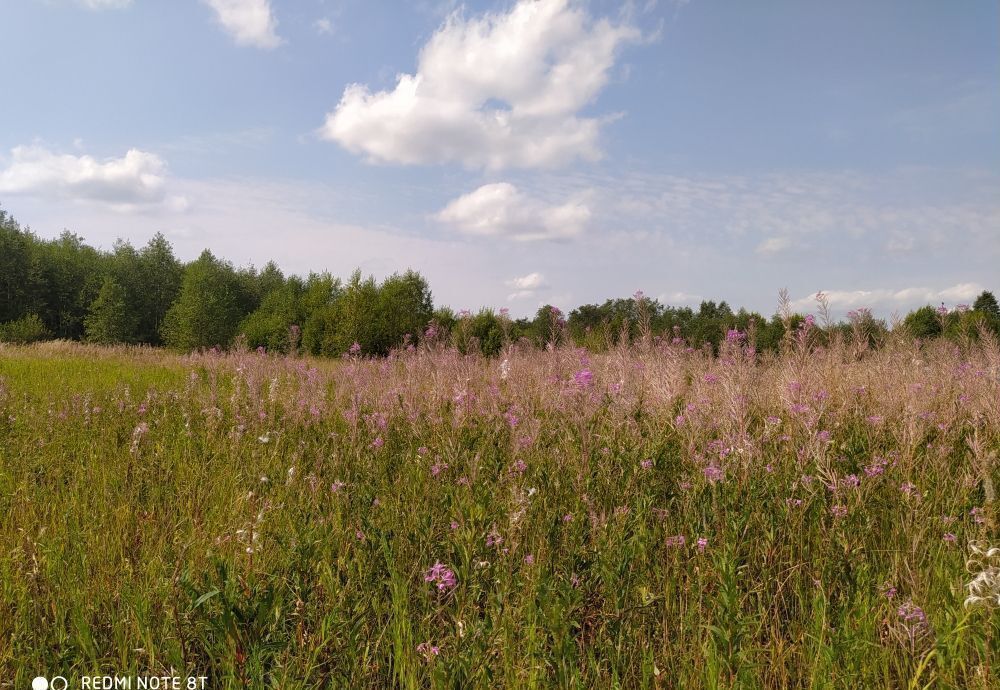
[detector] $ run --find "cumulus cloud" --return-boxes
[321,0,640,169]
[790,283,986,313]
[203,0,282,49]
[436,182,590,241]
[313,17,333,35]
[506,272,548,300]
[0,145,186,212]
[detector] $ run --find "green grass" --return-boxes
[0,339,997,688]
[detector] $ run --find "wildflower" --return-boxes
[486,528,503,548]
[640,459,653,470]
[703,373,718,384]
[349,341,361,355]
[562,513,573,522]
[897,600,930,642]
[665,535,686,548]
[371,436,384,449]
[725,329,745,343]
[450,521,459,530]
[511,459,527,475]
[943,532,957,544]
[881,582,898,599]
[573,369,593,387]
[331,480,345,493]
[703,464,724,484]
[430,461,448,477]
[417,446,429,456]
[524,554,535,565]
[696,537,708,553]
[257,434,270,444]
[416,642,441,661]
[424,561,457,592]
[971,507,986,525]
[355,530,366,542]
[899,482,918,498]
[830,505,848,519]
[765,415,782,425]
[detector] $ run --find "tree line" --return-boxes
[1,207,998,355]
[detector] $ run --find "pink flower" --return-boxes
[371,436,384,449]
[943,532,957,544]
[573,369,593,387]
[524,554,535,565]
[424,561,457,592]
[349,341,361,355]
[696,537,708,553]
[640,459,653,470]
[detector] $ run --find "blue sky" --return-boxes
[1,0,997,317]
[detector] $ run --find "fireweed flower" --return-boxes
[424,561,457,592]
[573,369,593,387]
[416,642,440,660]
[897,600,930,643]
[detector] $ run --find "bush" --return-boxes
[0,314,51,344]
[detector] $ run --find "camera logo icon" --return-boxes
[32,677,68,690]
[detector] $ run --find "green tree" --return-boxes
[903,305,942,339]
[134,233,183,344]
[161,250,246,350]
[85,276,137,344]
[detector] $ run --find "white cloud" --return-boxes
[313,18,333,35]
[321,0,640,169]
[506,272,547,300]
[436,182,590,241]
[756,236,793,255]
[659,291,702,305]
[75,0,132,9]
[0,145,186,212]
[203,0,282,49]
[790,283,985,313]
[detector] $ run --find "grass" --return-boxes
[0,333,998,688]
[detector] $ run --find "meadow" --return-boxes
[1,328,998,688]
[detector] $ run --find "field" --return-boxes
[1,334,998,688]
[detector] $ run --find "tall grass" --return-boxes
[0,331,997,688]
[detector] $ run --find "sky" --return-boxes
[1,0,997,318]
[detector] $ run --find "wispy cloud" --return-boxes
[790,283,985,313]
[75,0,132,9]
